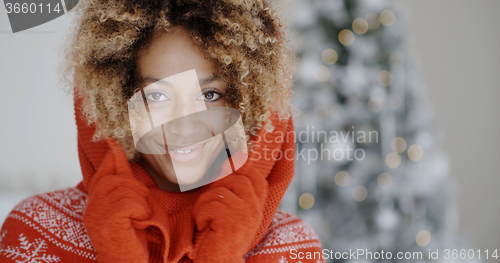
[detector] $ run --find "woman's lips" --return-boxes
[157,140,209,164]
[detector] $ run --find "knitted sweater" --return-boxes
[0,86,328,262]
[0,185,324,263]
[0,86,326,263]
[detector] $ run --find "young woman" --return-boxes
[0,0,325,262]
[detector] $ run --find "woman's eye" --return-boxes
[146,92,169,102]
[199,91,221,102]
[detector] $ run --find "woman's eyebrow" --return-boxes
[199,74,218,85]
[142,74,218,86]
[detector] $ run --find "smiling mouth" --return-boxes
[156,138,212,163]
[168,142,206,154]
[173,149,193,154]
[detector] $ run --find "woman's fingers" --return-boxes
[237,167,268,202]
[210,175,255,201]
[212,167,267,203]
[193,187,242,231]
[194,199,226,232]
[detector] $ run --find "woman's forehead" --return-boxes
[137,28,216,80]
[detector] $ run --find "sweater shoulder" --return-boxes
[0,187,97,261]
[245,209,324,262]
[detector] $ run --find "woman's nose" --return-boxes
[166,111,202,136]
[165,94,207,136]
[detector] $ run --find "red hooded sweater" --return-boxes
[0,96,325,263]
[0,10,324,261]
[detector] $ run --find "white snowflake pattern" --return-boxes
[0,230,6,251]
[1,233,60,263]
[244,209,323,261]
[52,191,77,206]
[45,188,87,215]
[11,188,95,252]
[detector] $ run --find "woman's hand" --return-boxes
[192,159,269,263]
[83,174,153,263]
[82,140,169,263]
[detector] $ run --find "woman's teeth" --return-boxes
[173,149,192,154]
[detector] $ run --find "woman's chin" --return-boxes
[163,166,207,186]
[175,172,205,185]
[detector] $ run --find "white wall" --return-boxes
[405,0,500,253]
[0,6,81,221]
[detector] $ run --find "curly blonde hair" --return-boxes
[61,0,296,160]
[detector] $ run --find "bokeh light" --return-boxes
[377,173,392,189]
[339,29,355,46]
[391,137,407,153]
[352,18,369,34]
[416,230,431,247]
[365,13,380,30]
[315,65,330,82]
[367,96,384,112]
[352,186,368,201]
[380,10,397,26]
[377,70,393,87]
[334,171,350,187]
[321,48,338,65]
[408,144,424,161]
[385,152,401,169]
[299,193,315,210]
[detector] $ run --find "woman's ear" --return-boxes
[271,18,283,43]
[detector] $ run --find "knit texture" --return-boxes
[0,10,325,262]
[73,86,307,262]
[0,187,324,263]
[0,93,325,262]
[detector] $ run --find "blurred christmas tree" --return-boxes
[278,0,478,261]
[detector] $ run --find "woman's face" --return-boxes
[133,27,228,190]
